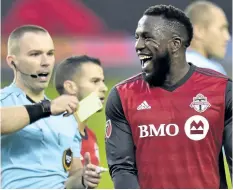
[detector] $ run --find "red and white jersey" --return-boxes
[80,127,100,166]
[105,64,232,188]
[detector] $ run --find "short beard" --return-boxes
[143,51,171,87]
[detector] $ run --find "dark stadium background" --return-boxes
[1,0,232,188]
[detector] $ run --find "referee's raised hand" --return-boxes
[51,94,79,116]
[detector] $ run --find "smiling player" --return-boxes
[105,5,232,189]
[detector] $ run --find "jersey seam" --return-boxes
[0,92,14,102]
[195,68,229,80]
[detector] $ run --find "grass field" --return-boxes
[1,80,232,189]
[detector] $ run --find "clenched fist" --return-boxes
[50,94,79,116]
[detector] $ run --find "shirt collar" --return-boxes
[8,82,50,101]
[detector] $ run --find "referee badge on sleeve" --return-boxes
[105,119,112,139]
[63,148,73,171]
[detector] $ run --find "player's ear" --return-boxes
[63,80,78,95]
[170,35,182,53]
[6,55,16,69]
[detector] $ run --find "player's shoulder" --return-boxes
[114,72,147,91]
[194,66,230,81]
[117,73,143,85]
[107,73,148,103]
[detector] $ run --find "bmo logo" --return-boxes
[138,124,179,138]
[184,115,209,141]
[138,115,209,141]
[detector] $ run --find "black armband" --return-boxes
[24,100,51,124]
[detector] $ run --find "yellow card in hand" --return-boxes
[75,92,103,122]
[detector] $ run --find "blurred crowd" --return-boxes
[1,0,232,80]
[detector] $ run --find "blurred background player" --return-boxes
[185,0,230,75]
[54,55,108,166]
[105,4,232,189]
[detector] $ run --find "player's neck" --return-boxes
[15,80,45,103]
[189,41,208,58]
[165,58,190,86]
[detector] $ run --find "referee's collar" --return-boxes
[9,83,50,103]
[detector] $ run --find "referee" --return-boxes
[1,25,102,189]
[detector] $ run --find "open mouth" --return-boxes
[38,72,49,77]
[37,72,49,81]
[139,55,153,68]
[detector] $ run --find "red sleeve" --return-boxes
[85,128,97,143]
[105,86,139,189]
[84,127,100,166]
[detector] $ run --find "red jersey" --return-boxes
[105,64,232,188]
[80,127,100,166]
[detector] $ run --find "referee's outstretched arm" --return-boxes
[1,94,78,134]
[1,106,31,134]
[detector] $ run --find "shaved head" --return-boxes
[6,25,55,93]
[185,1,229,59]
[7,25,48,55]
[184,1,222,27]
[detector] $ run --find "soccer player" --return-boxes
[54,55,108,166]
[105,5,232,189]
[1,25,102,189]
[185,1,230,74]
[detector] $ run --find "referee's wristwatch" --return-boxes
[40,100,51,116]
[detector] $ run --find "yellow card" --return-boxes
[75,92,103,122]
